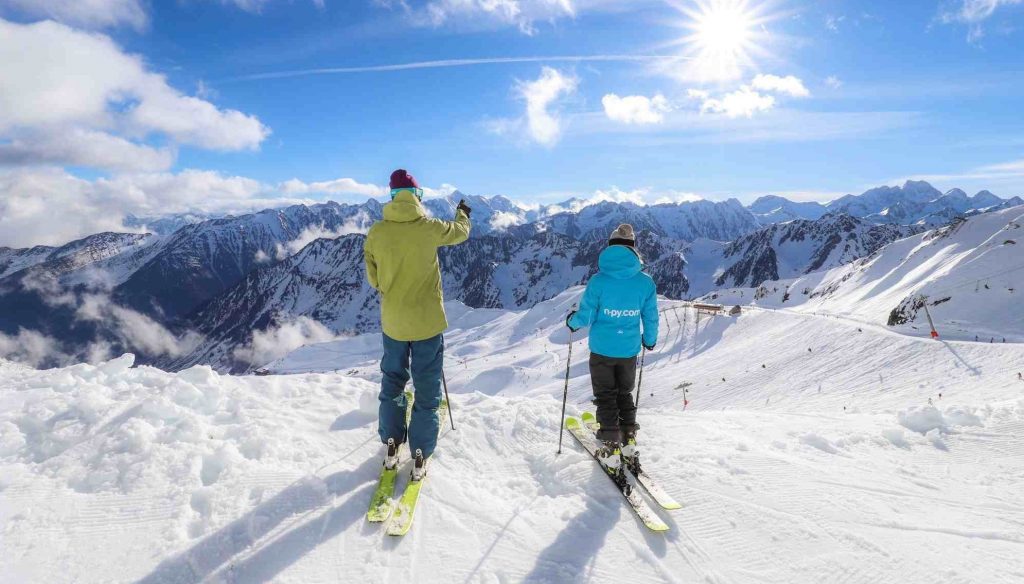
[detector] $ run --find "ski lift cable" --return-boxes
[913,261,1024,298]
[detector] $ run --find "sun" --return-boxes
[693,1,754,57]
[667,0,775,83]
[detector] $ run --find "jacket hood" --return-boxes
[383,190,426,223]
[598,245,643,280]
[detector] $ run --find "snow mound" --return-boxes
[898,404,985,434]
[898,406,948,434]
[799,432,838,454]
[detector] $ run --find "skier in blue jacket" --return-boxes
[567,224,659,469]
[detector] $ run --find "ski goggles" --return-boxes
[390,187,424,201]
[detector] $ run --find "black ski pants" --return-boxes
[589,352,638,443]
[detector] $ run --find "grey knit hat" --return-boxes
[608,223,636,247]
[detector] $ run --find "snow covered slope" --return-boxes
[0,245,55,279]
[710,213,920,292]
[4,284,1022,583]
[0,232,153,283]
[113,201,381,320]
[702,205,1024,342]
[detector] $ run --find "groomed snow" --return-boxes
[2,289,1024,583]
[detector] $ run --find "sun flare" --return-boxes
[672,0,773,83]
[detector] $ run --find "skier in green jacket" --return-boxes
[364,169,471,480]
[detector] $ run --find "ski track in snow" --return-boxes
[2,290,1024,583]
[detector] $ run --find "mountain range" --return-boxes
[0,180,1019,371]
[748,180,1021,226]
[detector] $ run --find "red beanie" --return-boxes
[389,169,419,190]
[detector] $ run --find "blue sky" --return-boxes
[1,0,1024,245]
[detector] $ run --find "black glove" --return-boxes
[643,342,655,351]
[566,311,579,332]
[457,199,472,217]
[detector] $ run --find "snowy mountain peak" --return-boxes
[749,195,829,224]
[941,188,968,202]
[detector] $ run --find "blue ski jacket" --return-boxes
[567,245,659,358]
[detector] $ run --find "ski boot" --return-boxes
[383,438,400,470]
[596,441,631,495]
[621,430,642,475]
[410,448,428,482]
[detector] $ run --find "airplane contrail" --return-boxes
[228,54,685,82]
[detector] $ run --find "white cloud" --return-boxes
[0,170,126,248]
[980,158,1024,173]
[0,168,309,248]
[128,89,269,151]
[544,187,706,210]
[0,328,66,368]
[940,0,1024,40]
[0,128,174,172]
[588,187,705,207]
[685,74,807,119]
[19,271,78,306]
[825,14,844,32]
[280,178,387,197]
[948,0,1023,22]
[273,212,372,259]
[825,75,843,90]
[489,211,525,231]
[0,0,326,30]
[653,191,704,205]
[517,67,578,146]
[0,19,269,172]
[76,294,203,358]
[85,340,115,364]
[0,166,444,249]
[94,170,275,214]
[576,105,919,145]
[602,93,671,125]
[0,0,148,30]
[0,288,200,365]
[386,0,576,34]
[233,316,338,367]
[750,74,810,98]
[698,86,775,118]
[490,67,578,146]
[590,187,649,206]
[219,0,327,12]
[421,183,460,199]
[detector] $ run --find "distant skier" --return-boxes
[364,169,471,479]
[567,223,658,470]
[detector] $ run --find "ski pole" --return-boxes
[441,371,455,431]
[634,346,647,408]
[557,304,577,455]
